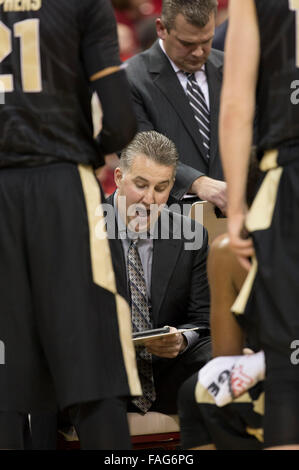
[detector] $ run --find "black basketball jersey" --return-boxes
[254,0,299,154]
[0,0,120,167]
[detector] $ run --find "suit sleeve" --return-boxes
[171,163,205,200]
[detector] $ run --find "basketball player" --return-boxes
[0,0,141,449]
[220,0,299,449]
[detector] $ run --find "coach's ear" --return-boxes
[156,18,167,41]
[114,167,123,189]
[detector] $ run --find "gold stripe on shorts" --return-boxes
[232,257,258,316]
[253,391,264,416]
[246,426,264,443]
[78,164,142,397]
[232,149,282,316]
[246,149,282,232]
[115,295,142,396]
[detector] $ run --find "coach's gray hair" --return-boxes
[120,131,178,176]
[162,0,218,31]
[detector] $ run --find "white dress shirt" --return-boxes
[159,39,210,109]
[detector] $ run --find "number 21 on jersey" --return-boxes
[0,19,42,93]
[290,0,299,68]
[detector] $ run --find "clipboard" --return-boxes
[132,327,201,345]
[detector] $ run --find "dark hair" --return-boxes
[120,131,178,176]
[161,0,218,31]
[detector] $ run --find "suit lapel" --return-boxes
[105,194,128,300]
[148,42,209,165]
[206,56,222,168]
[150,236,182,324]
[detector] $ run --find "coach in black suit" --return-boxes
[106,131,211,414]
[126,0,226,213]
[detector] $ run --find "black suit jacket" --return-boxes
[106,194,210,335]
[126,41,224,200]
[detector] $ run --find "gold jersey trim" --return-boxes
[90,66,121,82]
[77,164,142,397]
[246,149,282,232]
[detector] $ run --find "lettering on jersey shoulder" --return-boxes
[0,0,42,12]
[291,80,299,104]
[290,339,299,365]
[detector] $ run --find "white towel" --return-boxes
[198,351,265,407]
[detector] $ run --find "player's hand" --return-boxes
[143,327,187,359]
[190,176,227,214]
[228,212,255,271]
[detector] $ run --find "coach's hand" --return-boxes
[143,327,187,359]
[190,176,227,214]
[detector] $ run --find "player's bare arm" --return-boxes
[219,0,260,270]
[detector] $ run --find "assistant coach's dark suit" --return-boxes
[106,194,211,413]
[126,41,224,201]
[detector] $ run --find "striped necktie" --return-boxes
[185,72,210,159]
[127,239,156,413]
